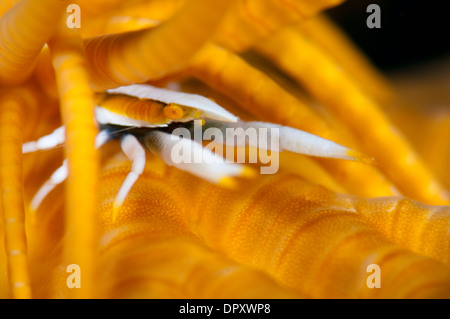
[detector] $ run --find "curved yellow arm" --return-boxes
[0,0,68,85]
[169,169,450,298]
[298,15,394,104]
[352,195,450,266]
[84,0,231,91]
[214,0,345,51]
[78,0,184,37]
[189,43,397,198]
[0,92,31,299]
[48,26,99,299]
[96,166,304,298]
[257,27,449,205]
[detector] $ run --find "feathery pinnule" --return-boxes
[189,43,397,198]
[83,0,231,91]
[0,92,31,298]
[256,27,449,205]
[0,0,68,85]
[48,26,99,299]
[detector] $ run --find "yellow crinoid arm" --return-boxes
[78,0,185,37]
[0,92,31,299]
[189,43,397,198]
[169,170,450,298]
[297,14,394,104]
[83,0,232,91]
[351,195,450,266]
[48,25,99,299]
[256,27,449,205]
[0,0,18,16]
[0,0,68,85]
[214,0,345,52]
[190,44,330,136]
[96,163,304,298]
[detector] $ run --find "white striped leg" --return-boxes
[112,134,147,221]
[143,130,253,186]
[30,159,68,211]
[29,130,111,212]
[22,126,65,153]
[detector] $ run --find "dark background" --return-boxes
[327,0,450,71]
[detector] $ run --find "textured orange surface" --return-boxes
[0,0,449,299]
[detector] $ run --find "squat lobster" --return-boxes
[23,84,367,221]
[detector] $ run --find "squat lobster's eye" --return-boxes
[162,103,184,120]
[97,93,185,126]
[104,84,239,124]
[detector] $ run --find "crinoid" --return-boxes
[0,0,449,299]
